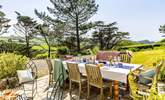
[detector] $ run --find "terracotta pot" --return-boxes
[0,79,7,91]
[0,77,18,91]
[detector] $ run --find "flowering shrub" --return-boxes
[0,53,28,79]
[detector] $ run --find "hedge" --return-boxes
[118,43,165,52]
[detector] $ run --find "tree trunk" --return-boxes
[48,45,50,58]
[26,35,30,58]
[43,34,50,58]
[99,33,104,50]
[76,14,80,53]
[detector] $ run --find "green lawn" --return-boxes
[132,49,165,69]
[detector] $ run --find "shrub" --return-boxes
[57,46,69,55]
[92,46,99,55]
[0,53,28,79]
[118,43,165,52]
[80,49,91,55]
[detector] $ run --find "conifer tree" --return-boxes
[35,0,98,53]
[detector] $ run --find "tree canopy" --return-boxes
[0,5,10,35]
[35,0,98,53]
[14,12,37,57]
[159,25,165,36]
[92,21,129,50]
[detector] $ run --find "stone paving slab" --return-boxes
[16,75,124,100]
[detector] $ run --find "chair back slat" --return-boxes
[46,59,53,74]
[67,63,81,83]
[96,51,120,61]
[128,71,140,99]
[85,64,103,88]
[156,60,164,80]
[119,52,131,63]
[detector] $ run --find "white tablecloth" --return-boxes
[63,61,142,83]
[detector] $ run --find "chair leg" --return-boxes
[79,83,81,100]
[100,88,103,100]
[87,84,90,100]
[49,74,51,86]
[69,80,72,99]
[109,82,112,97]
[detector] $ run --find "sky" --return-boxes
[0,0,165,41]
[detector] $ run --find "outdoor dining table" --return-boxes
[63,60,143,100]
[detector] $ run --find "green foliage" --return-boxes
[118,40,143,46]
[14,12,37,58]
[0,53,28,79]
[158,38,165,43]
[35,52,48,59]
[35,0,98,53]
[32,45,57,58]
[57,46,69,55]
[92,21,129,50]
[79,49,91,55]
[91,46,99,55]
[118,43,165,52]
[0,40,27,55]
[0,5,10,35]
[159,24,165,34]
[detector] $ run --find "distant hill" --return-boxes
[0,36,45,44]
[158,38,165,43]
[138,40,154,44]
[118,39,143,46]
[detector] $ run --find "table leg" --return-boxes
[109,81,112,96]
[114,81,119,100]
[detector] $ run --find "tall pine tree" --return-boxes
[14,12,37,58]
[35,0,98,53]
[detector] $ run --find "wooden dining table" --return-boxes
[63,61,143,100]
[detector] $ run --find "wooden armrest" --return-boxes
[132,72,140,77]
[141,76,153,81]
[132,72,153,81]
[135,66,144,71]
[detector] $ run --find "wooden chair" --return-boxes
[85,64,113,100]
[67,62,86,100]
[46,59,54,86]
[96,51,120,61]
[119,52,132,63]
[128,60,164,100]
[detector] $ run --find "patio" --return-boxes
[10,55,136,100]
[17,75,129,100]
[17,75,119,100]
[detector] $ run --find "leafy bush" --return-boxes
[80,49,91,55]
[0,53,28,79]
[57,46,69,55]
[0,40,31,57]
[92,46,99,55]
[128,47,140,52]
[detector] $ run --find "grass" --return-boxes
[32,44,56,51]
[132,48,165,69]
